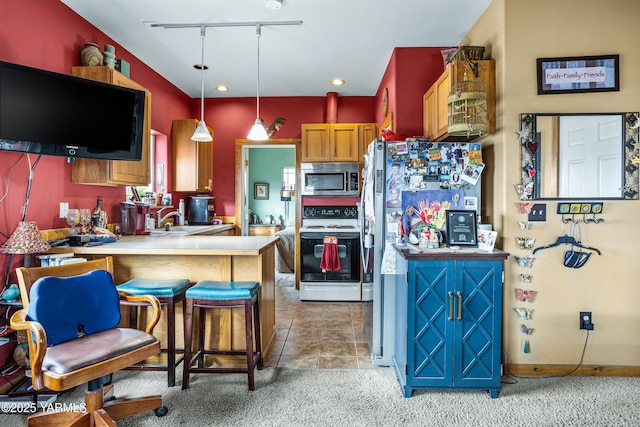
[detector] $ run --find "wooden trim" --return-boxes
[506,364,640,377]
[234,138,302,289]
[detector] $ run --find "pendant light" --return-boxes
[247,24,269,141]
[192,26,213,142]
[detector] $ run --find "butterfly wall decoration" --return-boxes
[514,183,534,200]
[516,202,535,214]
[519,274,532,283]
[518,221,532,230]
[515,288,537,302]
[516,237,536,250]
[520,324,534,335]
[514,307,533,320]
[514,255,534,268]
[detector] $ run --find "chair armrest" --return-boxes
[9,309,48,390]
[118,291,162,334]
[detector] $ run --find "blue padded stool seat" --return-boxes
[185,280,259,301]
[182,280,263,391]
[117,278,192,387]
[118,278,191,298]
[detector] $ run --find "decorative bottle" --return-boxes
[178,199,185,225]
[91,196,108,229]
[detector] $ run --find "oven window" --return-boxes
[300,233,360,282]
[304,173,345,192]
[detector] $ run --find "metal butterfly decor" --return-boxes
[514,255,534,268]
[518,221,532,230]
[515,288,537,303]
[521,324,534,335]
[516,237,536,250]
[514,307,533,320]
[514,183,534,200]
[519,273,533,283]
[515,202,535,214]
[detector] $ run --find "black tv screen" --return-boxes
[0,60,145,161]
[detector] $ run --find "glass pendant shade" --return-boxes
[248,118,269,141]
[192,119,213,142]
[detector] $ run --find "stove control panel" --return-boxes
[303,206,358,219]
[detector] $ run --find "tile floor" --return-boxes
[265,273,373,369]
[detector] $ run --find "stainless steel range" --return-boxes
[299,205,361,301]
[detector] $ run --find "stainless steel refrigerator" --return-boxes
[361,138,483,367]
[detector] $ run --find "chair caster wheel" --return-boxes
[156,406,168,417]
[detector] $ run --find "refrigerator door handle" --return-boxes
[448,291,454,321]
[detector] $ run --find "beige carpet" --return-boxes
[5,368,640,426]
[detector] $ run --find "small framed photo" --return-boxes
[446,210,477,246]
[537,55,619,95]
[254,183,269,200]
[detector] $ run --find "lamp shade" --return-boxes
[191,120,213,142]
[247,119,269,141]
[1,221,50,254]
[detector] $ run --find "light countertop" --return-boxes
[47,233,279,256]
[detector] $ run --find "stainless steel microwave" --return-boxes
[301,162,360,196]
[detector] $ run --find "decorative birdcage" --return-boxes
[447,70,487,138]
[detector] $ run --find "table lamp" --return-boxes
[1,221,51,268]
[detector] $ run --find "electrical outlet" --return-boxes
[528,203,547,222]
[59,202,69,219]
[580,311,594,330]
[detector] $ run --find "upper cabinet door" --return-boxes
[173,119,213,192]
[301,123,359,162]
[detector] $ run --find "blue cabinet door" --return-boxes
[408,260,454,387]
[454,260,502,390]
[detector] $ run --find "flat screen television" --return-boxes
[0,60,145,161]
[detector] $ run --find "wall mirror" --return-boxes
[519,112,640,200]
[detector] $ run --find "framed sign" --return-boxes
[445,210,477,246]
[254,183,269,200]
[537,54,619,95]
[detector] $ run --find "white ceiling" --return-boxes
[61,0,491,98]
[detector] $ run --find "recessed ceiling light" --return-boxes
[215,85,229,92]
[265,0,282,10]
[330,78,345,86]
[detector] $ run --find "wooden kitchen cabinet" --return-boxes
[172,119,213,192]
[301,123,359,162]
[248,224,280,236]
[423,60,495,141]
[71,66,151,186]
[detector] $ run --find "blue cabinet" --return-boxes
[393,253,506,398]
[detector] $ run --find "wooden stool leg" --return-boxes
[166,298,176,387]
[253,297,263,370]
[182,298,194,390]
[197,306,206,368]
[244,300,255,391]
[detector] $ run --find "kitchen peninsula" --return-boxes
[46,230,279,362]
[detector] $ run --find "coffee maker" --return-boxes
[187,195,215,225]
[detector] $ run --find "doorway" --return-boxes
[234,138,302,288]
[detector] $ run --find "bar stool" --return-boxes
[182,280,263,391]
[117,278,192,387]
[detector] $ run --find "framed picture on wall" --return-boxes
[537,54,619,95]
[254,183,269,200]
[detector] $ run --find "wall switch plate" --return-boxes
[528,203,546,221]
[59,202,69,219]
[580,311,594,330]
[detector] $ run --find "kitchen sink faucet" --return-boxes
[157,207,183,228]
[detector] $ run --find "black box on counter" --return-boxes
[69,234,90,246]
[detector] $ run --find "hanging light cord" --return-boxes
[255,24,261,121]
[199,26,206,122]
